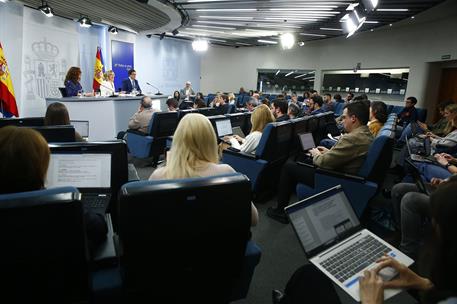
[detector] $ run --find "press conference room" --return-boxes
[1,0,457,303]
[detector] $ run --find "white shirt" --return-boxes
[100,80,115,96]
[229,131,262,154]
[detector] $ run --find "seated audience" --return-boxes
[195,92,204,101]
[308,95,325,115]
[345,92,354,104]
[121,69,141,94]
[225,104,274,154]
[166,98,178,112]
[64,67,93,97]
[273,177,457,304]
[261,98,270,108]
[228,93,236,105]
[214,94,229,115]
[128,96,156,133]
[368,101,388,136]
[396,96,418,137]
[246,98,258,112]
[100,70,116,96]
[173,90,181,102]
[0,126,107,252]
[193,98,206,109]
[45,102,83,141]
[149,113,258,226]
[288,103,300,119]
[303,91,311,103]
[267,102,373,223]
[322,93,334,112]
[271,99,289,122]
[427,114,457,149]
[289,93,302,108]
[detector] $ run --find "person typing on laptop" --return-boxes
[0,126,107,254]
[267,102,373,224]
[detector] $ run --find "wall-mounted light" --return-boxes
[108,26,118,35]
[38,1,54,17]
[78,16,92,28]
[280,33,295,50]
[159,32,166,40]
[192,39,208,52]
[172,29,179,36]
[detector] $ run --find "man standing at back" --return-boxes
[267,102,374,223]
[122,69,141,94]
[180,81,195,100]
[128,96,156,134]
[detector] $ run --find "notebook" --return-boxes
[286,185,413,302]
[70,120,89,139]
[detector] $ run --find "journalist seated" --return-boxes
[128,96,157,134]
[267,102,373,224]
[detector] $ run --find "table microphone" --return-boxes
[146,82,163,95]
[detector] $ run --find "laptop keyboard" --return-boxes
[320,235,390,283]
[81,194,110,210]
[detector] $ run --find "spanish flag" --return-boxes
[0,42,18,117]
[92,47,104,91]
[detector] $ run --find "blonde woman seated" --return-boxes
[149,113,259,226]
[224,104,275,154]
[100,70,116,96]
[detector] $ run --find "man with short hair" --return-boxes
[308,95,325,115]
[288,103,300,119]
[122,69,141,94]
[396,96,419,138]
[128,96,156,133]
[180,81,195,99]
[345,92,354,104]
[246,98,257,112]
[322,93,334,111]
[271,99,289,122]
[214,94,230,115]
[267,102,374,223]
[334,94,343,103]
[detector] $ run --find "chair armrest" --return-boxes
[126,129,148,136]
[315,167,366,182]
[92,214,118,267]
[128,163,140,181]
[222,149,257,160]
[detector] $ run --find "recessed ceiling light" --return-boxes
[196,21,245,26]
[196,8,257,12]
[377,8,409,12]
[285,71,295,77]
[257,39,278,45]
[199,16,254,20]
[364,20,379,24]
[299,33,327,37]
[269,8,335,11]
[192,25,236,30]
[411,16,415,19]
[370,29,374,32]
[280,33,295,50]
[275,70,281,75]
[298,41,305,47]
[192,39,208,52]
[389,23,393,26]
[265,17,318,22]
[294,73,308,78]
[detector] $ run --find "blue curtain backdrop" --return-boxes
[111,40,134,91]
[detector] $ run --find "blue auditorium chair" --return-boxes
[221,121,293,201]
[296,133,394,217]
[333,102,345,117]
[118,173,261,303]
[0,187,121,303]
[126,112,178,164]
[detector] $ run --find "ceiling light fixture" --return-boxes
[280,33,295,50]
[159,32,166,40]
[299,33,327,37]
[285,71,295,77]
[38,1,54,17]
[361,0,379,11]
[298,41,305,47]
[294,73,307,79]
[364,20,379,24]
[198,16,254,20]
[320,27,343,31]
[192,25,236,30]
[376,8,409,12]
[78,16,92,28]
[192,39,209,52]
[196,8,257,12]
[341,9,366,38]
[275,70,281,76]
[196,21,245,26]
[257,39,278,45]
[108,26,118,35]
[172,29,179,36]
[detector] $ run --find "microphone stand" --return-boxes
[146,82,163,95]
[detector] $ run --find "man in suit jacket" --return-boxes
[179,81,195,99]
[267,101,374,223]
[122,69,141,94]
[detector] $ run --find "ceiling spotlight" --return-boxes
[341,9,366,38]
[78,16,92,28]
[172,29,179,36]
[159,32,166,40]
[280,33,295,50]
[108,26,118,35]
[361,0,379,11]
[298,41,305,47]
[38,1,54,17]
[192,39,209,52]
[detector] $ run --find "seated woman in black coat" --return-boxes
[0,126,107,253]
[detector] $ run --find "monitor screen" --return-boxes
[46,153,111,188]
[215,119,232,137]
[70,120,89,138]
[287,190,359,253]
[298,133,315,151]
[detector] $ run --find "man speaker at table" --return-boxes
[122,69,141,94]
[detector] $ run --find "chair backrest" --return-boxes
[177,109,197,121]
[0,187,89,302]
[58,87,68,97]
[0,117,45,128]
[197,107,218,117]
[334,102,345,115]
[357,134,393,184]
[31,125,76,142]
[119,173,252,302]
[256,121,293,161]
[416,108,427,122]
[148,112,178,137]
[289,117,311,152]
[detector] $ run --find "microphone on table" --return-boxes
[98,83,118,97]
[146,82,163,95]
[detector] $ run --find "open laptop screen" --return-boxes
[46,153,111,188]
[298,133,315,151]
[286,187,359,256]
[215,119,232,137]
[70,120,89,138]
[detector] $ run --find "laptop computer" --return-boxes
[232,126,245,138]
[215,118,233,139]
[406,135,435,163]
[70,120,89,139]
[46,152,112,214]
[298,132,315,152]
[405,158,432,195]
[285,185,414,302]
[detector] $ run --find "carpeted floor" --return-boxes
[132,160,418,304]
